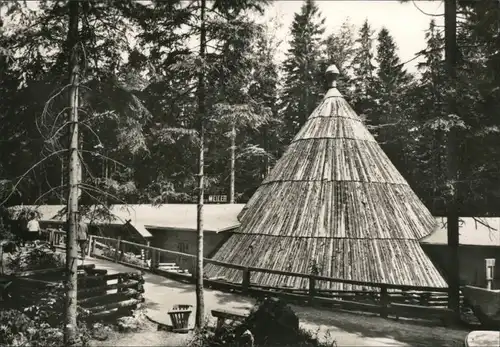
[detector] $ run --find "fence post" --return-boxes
[150,249,157,271]
[90,237,96,257]
[114,237,121,262]
[117,274,123,293]
[87,236,93,257]
[485,258,495,290]
[155,249,160,269]
[380,285,389,318]
[308,275,316,304]
[419,292,430,306]
[242,268,250,294]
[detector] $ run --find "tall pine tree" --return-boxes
[324,18,356,98]
[247,21,281,184]
[0,1,151,206]
[350,19,376,120]
[456,1,500,213]
[409,19,447,213]
[375,28,411,96]
[371,27,412,169]
[281,0,325,143]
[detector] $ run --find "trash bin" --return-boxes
[168,304,193,333]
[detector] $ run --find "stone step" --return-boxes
[157,265,192,276]
[158,262,177,267]
[159,266,180,271]
[163,269,183,273]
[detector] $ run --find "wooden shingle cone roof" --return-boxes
[205,66,447,290]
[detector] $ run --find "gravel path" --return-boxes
[85,257,470,347]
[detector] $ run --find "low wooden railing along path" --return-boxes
[48,229,459,325]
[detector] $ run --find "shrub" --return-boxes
[19,282,65,326]
[6,242,64,273]
[0,309,37,346]
[0,207,15,241]
[121,252,148,267]
[0,309,90,347]
[90,323,113,341]
[116,309,148,333]
[102,248,147,268]
[188,297,337,347]
[1,243,143,345]
[1,244,89,346]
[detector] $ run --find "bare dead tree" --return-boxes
[444,0,460,319]
[64,0,80,344]
[195,0,207,329]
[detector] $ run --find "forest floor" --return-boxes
[85,257,471,347]
[89,318,193,347]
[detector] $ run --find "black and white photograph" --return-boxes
[0,0,499,346]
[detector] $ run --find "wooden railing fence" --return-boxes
[49,230,457,324]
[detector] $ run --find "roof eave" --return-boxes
[145,224,239,233]
[145,225,218,233]
[215,224,240,233]
[421,242,500,248]
[40,219,240,234]
[39,219,153,238]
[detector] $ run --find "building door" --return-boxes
[177,241,189,270]
[178,242,189,253]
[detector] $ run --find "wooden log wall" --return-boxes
[6,262,145,322]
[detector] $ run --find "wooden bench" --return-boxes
[211,309,249,330]
[391,303,453,325]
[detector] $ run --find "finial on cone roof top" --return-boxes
[326,64,339,88]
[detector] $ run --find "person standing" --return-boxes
[26,212,40,243]
[76,219,89,259]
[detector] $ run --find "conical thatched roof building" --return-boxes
[205,66,447,290]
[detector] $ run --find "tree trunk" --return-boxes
[64,0,80,345]
[304,43,310,128]
[229,123,236,203]
[104,150,108,205]
[77,130,83,201]
[60,158,64,205]
[444,0,460,318]
[195,0,207,329]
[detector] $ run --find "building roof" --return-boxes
[421,217,500,247]
[109,204,244,233]
[8,205,65,221]
[8,203,245,236]
[205,67,448,290]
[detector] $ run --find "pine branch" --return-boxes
[412,0,444,17]
[0,149,68,206]
[79,149,126,168]
[79,183,129,206]
[33,184,66,206]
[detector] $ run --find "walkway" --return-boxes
[85,257,469,347]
